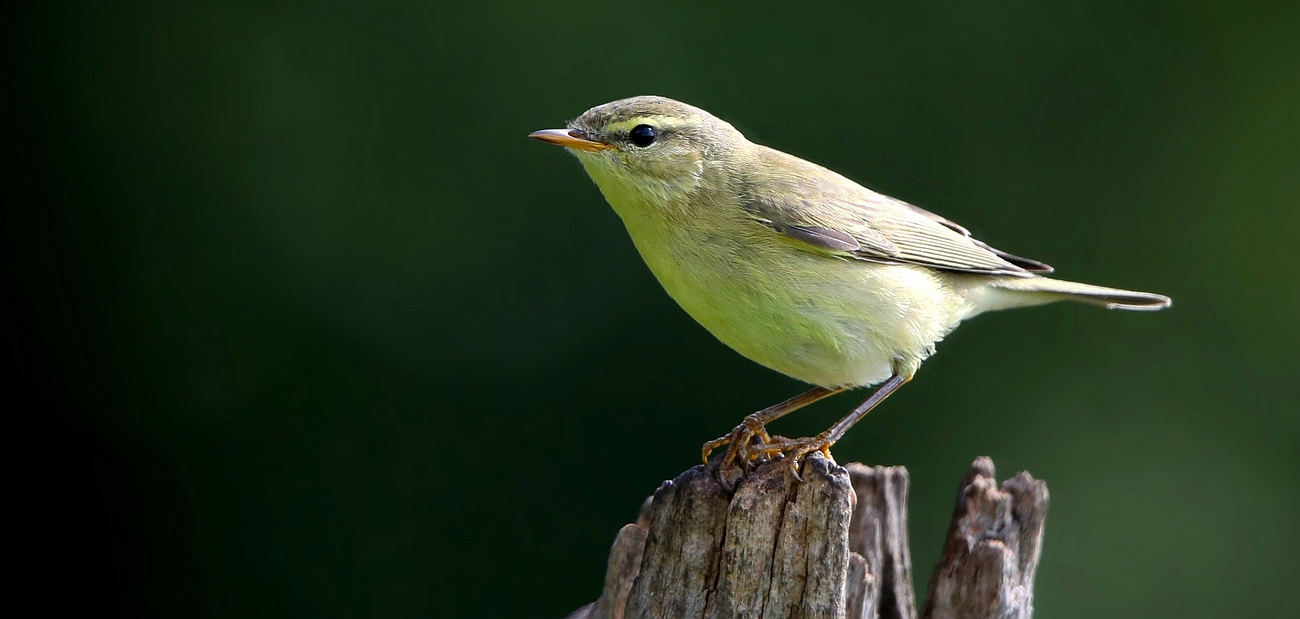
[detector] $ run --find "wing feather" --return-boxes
[742,146,1051,276]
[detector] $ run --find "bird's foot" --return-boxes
[701,414,775,469]
[748,432,835,481]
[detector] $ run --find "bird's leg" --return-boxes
[751,374,911,479]
[701,386,845,467]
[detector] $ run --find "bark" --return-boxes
[919,458,1049,619]
[566,457,1047,619]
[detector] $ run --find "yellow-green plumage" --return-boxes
[537,96,1170,390]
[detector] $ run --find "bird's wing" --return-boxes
[895,201,1054,273]
[742,149,1052,276]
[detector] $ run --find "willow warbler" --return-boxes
[530,96,1170,472]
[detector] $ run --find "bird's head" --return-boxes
[530,96,745,213]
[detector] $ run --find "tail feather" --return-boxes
[987,277,1171,312]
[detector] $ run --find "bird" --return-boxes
[529,95,1170,475]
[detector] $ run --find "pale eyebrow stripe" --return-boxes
[603,116,676,134]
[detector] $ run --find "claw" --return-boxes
[701,435,729,464]
[701,414,779,469]
[699,386,848,473]
[743,432,836,482]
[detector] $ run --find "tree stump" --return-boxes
[566,456,1048,619]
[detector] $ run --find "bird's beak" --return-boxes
[528,128,611,152]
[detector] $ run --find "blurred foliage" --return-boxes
[5,0,1299,617]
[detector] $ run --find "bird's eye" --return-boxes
[628,124,657,147]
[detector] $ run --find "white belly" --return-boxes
[622,220,973,387]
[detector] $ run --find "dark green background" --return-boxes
[7,1,1298,616]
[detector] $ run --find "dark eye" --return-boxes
[628,124,657,147]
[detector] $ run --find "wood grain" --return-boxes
[565,457,1047,619]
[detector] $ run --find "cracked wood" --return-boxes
[566,457,1047,619]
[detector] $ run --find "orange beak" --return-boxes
[528,128,611,152]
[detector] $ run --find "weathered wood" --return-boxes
[844,553,875,619]
[756,456,852,619]
[622,453,853,619]
[846,464,915,619]
[567,499,655,619]
[566,457,1048,619]
[919,458,1049,619]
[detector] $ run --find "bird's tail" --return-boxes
[984,276,1171,312]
